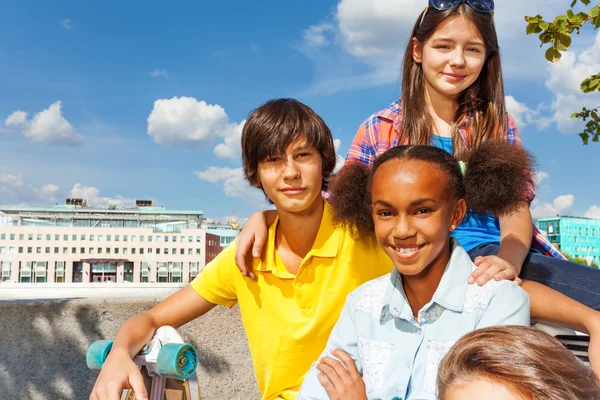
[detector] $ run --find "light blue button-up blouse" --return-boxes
[298,239,530,400]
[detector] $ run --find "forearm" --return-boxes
[498,202,533,275]
[522,280,600,334]
[110,312,159,359]
[263,209,278,227]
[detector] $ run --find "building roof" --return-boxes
[0,205,204,217]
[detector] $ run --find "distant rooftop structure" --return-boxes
[0,198,205,233]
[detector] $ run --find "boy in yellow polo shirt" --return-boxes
[89,98,392,400]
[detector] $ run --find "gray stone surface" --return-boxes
[0,299,260,400]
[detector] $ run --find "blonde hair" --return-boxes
[437,326,600,400]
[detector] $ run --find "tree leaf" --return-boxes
[539,20,549,30]
[558,32,572,48]
[580,132,590,145]
[545,47,562,62]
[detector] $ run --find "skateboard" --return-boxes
[87,326,201,400]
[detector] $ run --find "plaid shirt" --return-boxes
[346,99,565,260]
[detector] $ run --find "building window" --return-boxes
[140,262,150,283]
[164,235,169,242]
[45,247,50,254]
[98,248,103,254]
[55,234,59,240]
[115,235,120,241]
[140,248,144,254]
[132,248,136,255]
[188,249,192,255]
[79,247,84,254]
[106,247,111,254]
[20,262,32,283]
[124,235,128,242]
[115,248,119,254]
[140,236,145,242]
[2,261,12,282]
[81,235,86,241]
[0,247,4,253]
[196,236,201,243]
[18,247,23,254]
[28,234,33,240]
[0,234,5,240]
[55,262,65,283]
[89,247,94,254]
[180,236,185,243]
[37,247,42,254]
[64,234,68,241]
[37,234,42,240]
[28,247,32,254]
[180,248,184,255]
[123,248,128,255]
[54,247,59,254]
[98,235,103,241]
[157,236,162,242]
[63,247,68,254]
[196,248,201,255]
[72,234,77,240]
[189,262,199,280]
[148,248,152,254]
[19,234,24,240]
[34,261,47,283]
[188,236,193,243]
[10,234,15,240]
[90,235,95,241]
[124,262,134,283]
[164,248,169,255]
[107,235,112,241]
[132,236,136,242]
[156,248,160,255]
[148,236,153,242]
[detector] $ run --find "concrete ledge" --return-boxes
[0,283,186,301]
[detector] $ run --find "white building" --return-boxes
[0,199,228,284]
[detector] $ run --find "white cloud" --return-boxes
[531,194,575,219]
[533,171,549,186]
[505,95,542,128]
[68,184,136,208]
[150,69,168,78]
[0,173,62,205]
[584,205,600,219]
[147,96,243,158]
[4,101,83,145]
[60,18,72,30]
[194,167,266,207]
[543,31,600,134]
[303,23,336,47]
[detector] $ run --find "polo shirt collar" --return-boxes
[380,239,472,322]
[253,200,341,274]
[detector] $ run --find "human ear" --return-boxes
[450,198,467,231]
[412,37,423,64]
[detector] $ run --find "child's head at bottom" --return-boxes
[329,142,534,277]
[437,326,600,400]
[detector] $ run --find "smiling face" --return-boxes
[413,15,486,101]
[371,158,465,277]
[256,136,323,215]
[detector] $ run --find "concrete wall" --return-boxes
[0,298,260,400]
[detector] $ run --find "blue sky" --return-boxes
[1,0,600,223]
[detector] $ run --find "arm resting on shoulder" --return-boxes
[497,202,533,276]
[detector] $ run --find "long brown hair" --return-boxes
[400,4,507,161]
[437,326,600,400]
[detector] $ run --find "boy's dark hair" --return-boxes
[241,98,337,193]
[329,143,534,239]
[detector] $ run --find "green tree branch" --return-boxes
[525,1,600,144]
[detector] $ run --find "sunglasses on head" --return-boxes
[429,0,494,13]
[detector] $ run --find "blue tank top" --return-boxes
[430,135,501,251]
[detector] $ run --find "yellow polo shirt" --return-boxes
[190,201,393,400]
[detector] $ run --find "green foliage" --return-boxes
[562,251,599,268]
[525,2,600,144]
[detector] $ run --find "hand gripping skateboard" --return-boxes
[87,326,201,400]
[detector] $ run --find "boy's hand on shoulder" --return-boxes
[234,211,271,280]
[316,349,367,400]
[90,351,147,400]
[469,255,522,286]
